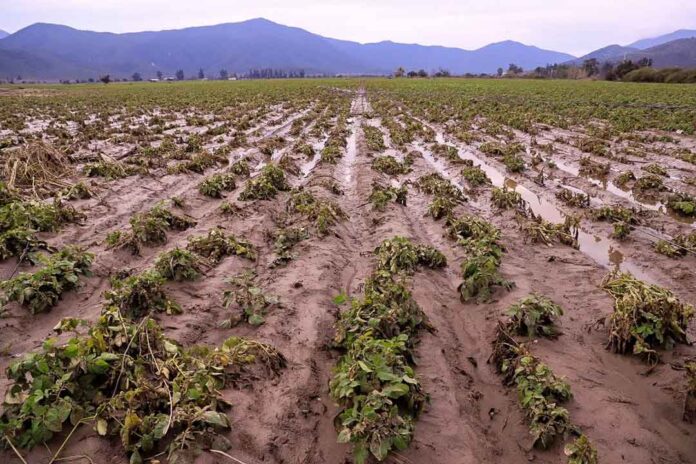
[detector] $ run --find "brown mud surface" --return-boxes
[1,88,695,464]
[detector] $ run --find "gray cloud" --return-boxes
[2,0,695,55]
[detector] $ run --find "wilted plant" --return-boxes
[369,183,408,211]
[518,212,579,248]
[602,271,694,363]
[154,247,206,281]
[502,153,526,172]
[270,226,309,266]
[0,246,93,314]
[507,293,563,338]
[491,186,524,210]
[372,155,411,176]
[362,124,386,152]
[0,307,284,463]
[60,181,94,200]
[632,174,665,194]
[374,236,446,274]
[104,269,180,319]
[198,172,236,198]
[416,173,466,202]
[83,159,131,179]
[578,157,609,177]
[427,195,458,220]
[491,325,572,449]
[223,270,279,326]
[286,189,346,235]
[614,170,636,187]
[565,435,599,464]
[666,192,695,217]
[643,163,668,177]
[186,227,256,263]
[654,232,696,258]
[229,158,251,177]
[461,165,491,187]
[555,188,590,208]
[238,163,290,201]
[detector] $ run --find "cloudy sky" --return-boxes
[2,0,695,56]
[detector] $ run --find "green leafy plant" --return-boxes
[416,173,466,202]
[0,246,93,314]
[507,293,563,338]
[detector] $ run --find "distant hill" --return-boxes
[573,38,696,69]
[0,18,575,80]
[0,29,9,39]
[628,29,696,50]
[574,44,640,63]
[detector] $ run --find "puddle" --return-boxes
[419,133,653,281]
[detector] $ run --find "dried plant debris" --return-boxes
[223,270,279,326]
[2,141,74,196]
[602,271,694,363]
[0,246,93,314]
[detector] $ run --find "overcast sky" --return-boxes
[2,0,695,56]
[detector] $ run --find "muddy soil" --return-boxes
[1,89,695,464]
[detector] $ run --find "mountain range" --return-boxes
[0,29,9,39]
[0,18,694,81]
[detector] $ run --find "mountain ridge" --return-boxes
[0,18,575,80]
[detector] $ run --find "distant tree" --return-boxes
[156,70,163,80]
[433,68,451,77]
[176,69,185,81]
[497,67,504,77]
[582,58,599,77]
[637,57,653,68]
[600,62,615,79]
[99,74,111,84]
[132,72,143,82]
[407,70,418,78]
[394,67,405,78]
[88,78,95,83]
[198,68,205,79]
[507,63,523,75]
[417,69,428,77]
[219,69,229,80]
